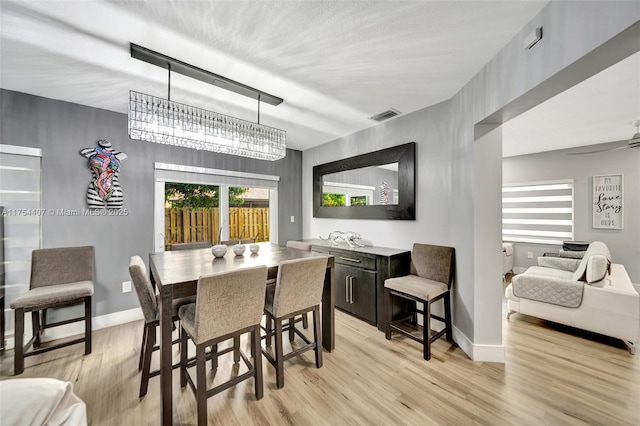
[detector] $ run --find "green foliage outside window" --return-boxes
[350,196,368,206]
[165,183,248,208]
[322,193,346,206]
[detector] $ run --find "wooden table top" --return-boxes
[150,242,332,287]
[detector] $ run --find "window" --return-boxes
[0,145,42,335]
[502,180,574,245]
[154,163,279,252]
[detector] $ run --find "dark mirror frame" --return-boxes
[313,142,415,220]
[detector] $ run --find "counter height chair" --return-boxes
[128,255,196,397]
[262,256,328,389]
[179,265,268,426]
[11,246,95,375]
[284,240,313,331]
[384,243,455,360]
[170,242,212,251]
[285,240,312,251]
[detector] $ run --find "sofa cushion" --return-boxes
[537,257,581,272]
[571,241,611,282]
[511,274,584,308]
[585,255,610,283]
[522,266,574,280]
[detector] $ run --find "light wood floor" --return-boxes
[1,309,639,425]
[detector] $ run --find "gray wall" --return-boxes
[503,141,640,283]
[303,2,640,357]
[0,89,303,317]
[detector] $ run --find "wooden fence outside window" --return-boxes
[164,207,269,249]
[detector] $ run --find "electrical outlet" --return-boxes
[122,280,132,293]
[290,216,295,223]
[527,252,533,259]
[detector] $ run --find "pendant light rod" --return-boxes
[131,43,283,106]
[167,63,171,101]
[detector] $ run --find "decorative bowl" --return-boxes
[211,244,227,258]
[232,244,246,256]
[249,244,260,254]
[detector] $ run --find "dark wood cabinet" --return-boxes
[335,263,377,323]
[307,239,411,332]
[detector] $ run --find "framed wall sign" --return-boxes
[593,174,623,229]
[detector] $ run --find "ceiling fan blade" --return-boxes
[566,145,630,155]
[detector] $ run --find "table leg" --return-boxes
[321,262,335,352]
[160,289,173,425]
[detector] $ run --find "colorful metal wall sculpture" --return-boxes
[80,140,127,209]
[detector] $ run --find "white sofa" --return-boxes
[505,241,639,354]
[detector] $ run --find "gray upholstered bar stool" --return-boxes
[179,265,268,426]
[384,243,455,360]
[11,246,95,375]
[285,240,313,330]
[170,242,212,251]
[262,256,328,389]
[128,255,196,397]
[285,240,312,251]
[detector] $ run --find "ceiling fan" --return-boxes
[568,120,640,155]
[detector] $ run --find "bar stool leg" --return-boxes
[385,289,392,340]
[444,292,453,341]
[313,307,323,368]
[31,311,41,349]
[14,308,25,375]
[275,318,285,389]
[84,296,92,355]
[196,345,208,426]
[423,300,431,361]
[233,336,240,363]
[251,326,263,400]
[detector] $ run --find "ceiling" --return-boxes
[503,50,640,157]
[1,1,636,156]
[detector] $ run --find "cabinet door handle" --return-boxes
[349,276,354,304]
[345,275,350,303]
[339,256,362,263]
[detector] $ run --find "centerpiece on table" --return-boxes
[211,225,227,258]
[249,234,261,254]
[232,225,247,256]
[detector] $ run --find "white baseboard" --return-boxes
[472,343,506,362]
[409,309,505,363]
[452,325,505,363]
[3,307,143,350]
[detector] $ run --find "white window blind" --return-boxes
[0,145,42,336]
[155,162,279,189]
[502,181,574,245]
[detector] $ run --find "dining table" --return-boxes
[149,242,335,426]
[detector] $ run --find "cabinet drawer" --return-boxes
[332,252,376,270]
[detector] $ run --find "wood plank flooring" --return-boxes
[1,309,639,425]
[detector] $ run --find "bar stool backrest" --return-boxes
[193,265,267,344]
[410,243,455,288]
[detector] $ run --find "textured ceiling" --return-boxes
[503,51,640,157]
[2,1,636,157]
[0,0,550,152]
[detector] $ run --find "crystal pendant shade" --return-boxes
[128,91,286,161]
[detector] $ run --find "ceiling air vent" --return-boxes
[369,108,401,122]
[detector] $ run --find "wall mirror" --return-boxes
[313,142,415,220]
